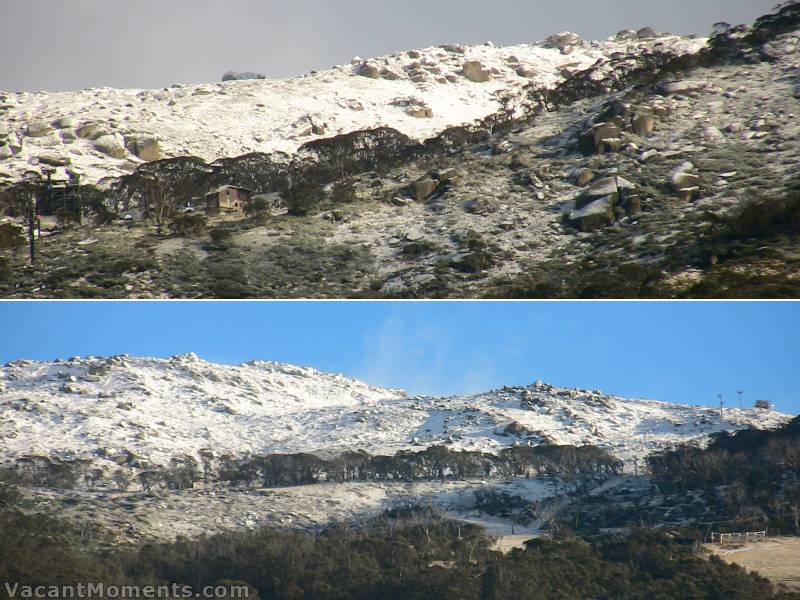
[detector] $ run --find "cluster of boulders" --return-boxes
[566,175,641,232]
[390,97,434,119]
[221,71,266,81]
[355,53,497,85]
[293,113,328,136]
[612,27,663,42]
[543,32,584,55]
[0,113,164,165]
[402,168,460,202]
[579,93,672,155]
[0,119,20,160]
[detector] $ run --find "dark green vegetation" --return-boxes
[648,416,800,534]
[2,419,799,597]
[1,504,798,600]
[556,417,800,538]
[0,444,622,492]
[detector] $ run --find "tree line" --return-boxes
[1,505,796,600]
[0,444,623,493]
[648,416,800,533]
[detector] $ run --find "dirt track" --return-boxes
[706,537,800,592]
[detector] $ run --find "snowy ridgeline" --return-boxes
[0,32,707,185]
[0,354,789,473]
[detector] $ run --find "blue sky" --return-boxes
[0,301,797,415]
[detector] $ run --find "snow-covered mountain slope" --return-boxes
[0,33,706,185]
[0,354,789,471]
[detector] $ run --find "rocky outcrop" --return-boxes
[390,97,434,118]
[631,112,656,136]
[37,152,71,167]
[222,71,266,81]
[440,43,465,54]
[126,135,162,161]
[568,176,640,231]
[25,121,53,138]
[51,117,76,129]
[543,32,583,55]
[381,68,402,81]
[76,122,108,140]
[516,66,537,78]
[569,196,615,232]
[93,134,127,159]
[462,61,491,83]
[670,162,701,201]
[581,122,622,155]
[579,94,669,155]
[636,27,661,40]
[358,63,380,79]
[411,179,438,201]
[406,107,434,118]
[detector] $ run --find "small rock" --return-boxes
[440,43,465,54]
[221,71,265,81]
[631,112,655,136]
[544,32,582,54]
[581,122,622,155]
[25,121,53,137]
[640,149,659,162]
[76,122,106,139]
[38,152,71,166]
[575,168,595,187]
[614,29,638,41]
[381,69,402,81]
[436,168,460,184]
[464,198,492,215]
[624,195,642,217]
[659,80,706,96]
[516,66,537,78]
[406,107,434,118]
[411,179,438,201]
[704,126,724,141]
[358,63,380,79]
[578,176,635,208]
[51,117,76,129]
[671,171,699,190]
[131,135,162,161]
[93,134,127,158]
[569,196,614,232]
[677,187,700,202]
[636,26,661,39]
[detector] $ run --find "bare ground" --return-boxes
[705,537,800,592]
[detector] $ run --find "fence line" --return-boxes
[711,531,767,545]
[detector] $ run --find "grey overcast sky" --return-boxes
[0,0,779,92]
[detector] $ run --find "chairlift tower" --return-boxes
[718,394,724,416]
[737,390,743,410]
